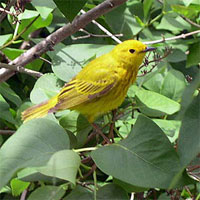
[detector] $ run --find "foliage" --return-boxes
[0,0,199,199]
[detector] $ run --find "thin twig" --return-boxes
[81,10,122,44]
[81,156,92,164]
[0,0,17,23]
[139,47,172,70]
[108,110,117,143]
[39,57,52,65]
[0,130,15,135]
[0,7,16,17]
[138,47,172,77]
[77,181,94,192]
[0,62,43,77]
[181,15,200,28]
[130,193,134,200]
[187,165,200,172]
[144,30,200,45]
[184,186,193,197]
[20,188,28,200]
[92,123,111,144]
[81,164,97,180]
[72,28,123,40]
[0,0,127,83]
[84,131,97,146]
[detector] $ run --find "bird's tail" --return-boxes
[22,96,58,122]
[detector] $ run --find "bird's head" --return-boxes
[111,40,156,70]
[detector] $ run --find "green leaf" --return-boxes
[60,111,89,132]
[0,82,22,107]
[182,0,194,6]
[156,14,190,32]
[143,73,164,93]
[158,193,171,200]
[16,10,53,39]
[36,150,80,185]
[105,4,143,39]
[59,111,92,147]
[31,0,56,19]
[178,94,200,167]
[186,42,200,68]
[0,119,70,189]
[171,4,198,19]
[10,178,30,197]
[153,119,181,137]
[167,49,187,62]
[161,69,187,101]
[2,48,43,71]
[116,117,181,142]
[0,34,12,47]
[92,115,182,189]
[27,186,65,200]
[30,73,63,104]
[143,0,154,20]
[18,10,38,20]
[134,16,145,27]
[135,88,181,117]
[178,72,200,118]
[128,1,144,21]
[53,0,88,22]
[0,186,11,194]
[48,44,113,82]
[96,184,129,200]
[114,178,148,193]
[17,167,62,183]
[0,94,15,123]
[63,185,93,200]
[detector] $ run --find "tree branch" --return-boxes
[0,130,15,135]
[144,30,200,45]
[0,62,43,77]
[181,15,200,28]
[0,0,128,83]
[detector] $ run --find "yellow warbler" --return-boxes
[22,40,156,122]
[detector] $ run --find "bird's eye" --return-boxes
[129,49,135,54]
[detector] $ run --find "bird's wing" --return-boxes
[53,68,120,111]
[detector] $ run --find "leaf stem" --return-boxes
[78,168,84,178]
[73,147,98,153]
[13,21,20,38]
[148,13,163,26]
[0,15,40,50]
[93,170,97,200]
[80,163,92,171]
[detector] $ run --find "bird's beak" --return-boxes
[141,46,156,53]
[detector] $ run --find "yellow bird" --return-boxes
[22,40,156,123]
